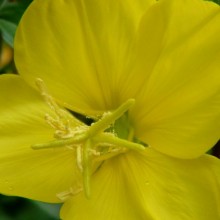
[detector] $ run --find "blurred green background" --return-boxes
[0,0,220,219]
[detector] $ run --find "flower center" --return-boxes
[32,78,146,199]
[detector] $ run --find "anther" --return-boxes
[56,187,82,201]
[76,146,83,172]
[35,78,60,115]
[82,140,92,199]
[31,97,147,200]
[35,78,73,139]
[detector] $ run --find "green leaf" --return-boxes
[207,0,220,5]
[34,201,61,219]
[0,0,32,46]
[0,19,16,47]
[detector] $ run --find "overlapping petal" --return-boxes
[15,0,220,159]
[5,1,220,218]
[61,148,220,220]
[126,0,220,158]
[0,75,81,202]
[15,0,155,115]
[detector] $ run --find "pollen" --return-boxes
[36,78,75,139]
[32,78,146,199]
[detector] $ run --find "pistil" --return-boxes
[32,78,146,199]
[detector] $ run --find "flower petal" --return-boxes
[0,75,81,203]
[128,0,220,158]
[15,0,155,115]
[61,148,220,220]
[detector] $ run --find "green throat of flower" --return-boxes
[32,78,147,199]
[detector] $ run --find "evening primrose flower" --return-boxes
[1,0,220,219]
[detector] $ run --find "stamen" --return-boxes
[94,149,127,162]
[31,132,86,150]
[32,95,146,200]
[31,99,137,150]
[93,133,146,151]
[36,78,72,138]
[128,127,134,142]
[89,149,101,156]
[56,187,82,201]
[36,78,62,117]
[85,99,135,138]
[76,146,83,172]
[82,140,92,199]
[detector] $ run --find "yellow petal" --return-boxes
[61,148,220,220]
[0,75,81,203]
[128,0,220,158]
[15,0,155,115]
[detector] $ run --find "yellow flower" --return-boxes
[0,0,220,219]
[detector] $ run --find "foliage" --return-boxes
[0,0,32,47]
